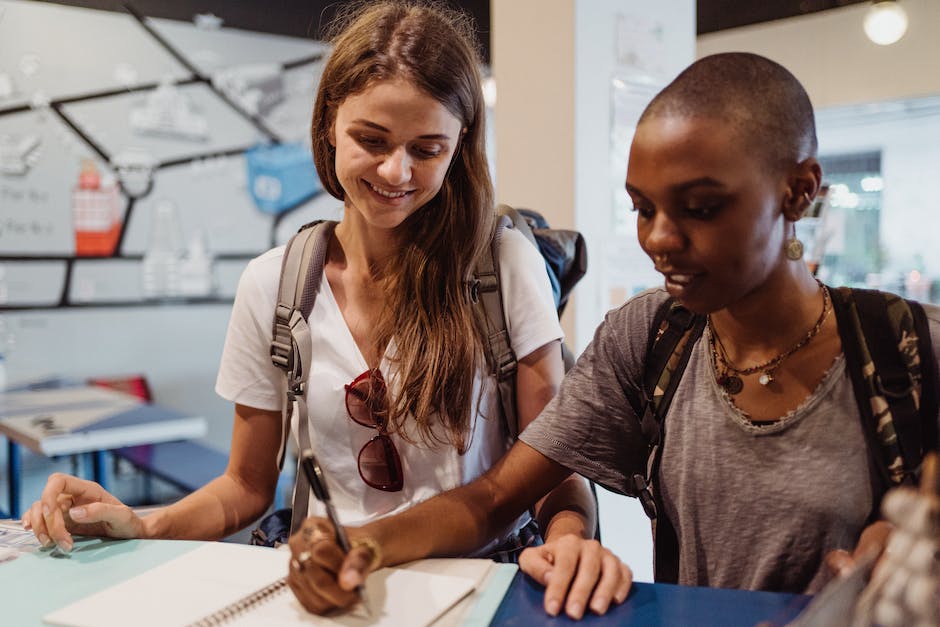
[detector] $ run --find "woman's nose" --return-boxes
[641,211,684,256]
[376,146,411,186]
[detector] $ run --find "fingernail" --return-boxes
[60,539,73,553]
[21,518,30,529]
[340,570,361,588]
[42,505,50,517]
[39,534,51,547]
[567,602,584,619]
[546,599,561,616]
[69,507,86,520]
[591,599,609,615]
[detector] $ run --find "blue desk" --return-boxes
[1,537,813,626]
[0,385,206,517]
[493,571,811,626]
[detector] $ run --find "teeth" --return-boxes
[369,182,408,198]
[668,274,694,283]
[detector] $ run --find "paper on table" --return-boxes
[43,543,486,627]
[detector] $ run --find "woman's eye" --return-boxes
[630,202,654,219]
[685,204,721,219]
[356,135,385,150]
[410,144,444,159]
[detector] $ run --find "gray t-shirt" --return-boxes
[520,288,940,593]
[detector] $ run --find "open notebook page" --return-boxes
[43,542,487,627]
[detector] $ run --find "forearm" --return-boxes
[357,475,508,565]
[142,471,274,540]
[535,474,596,541]
[357,442,570,567]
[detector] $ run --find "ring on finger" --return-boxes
[291,550,313,572]
[302,526,331,547]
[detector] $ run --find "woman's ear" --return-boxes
[785,157,823,220]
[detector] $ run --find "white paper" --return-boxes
[43,543,484,627]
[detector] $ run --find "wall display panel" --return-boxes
[0,1,191,108]
[0,0,339,444]
[0,0,337,312]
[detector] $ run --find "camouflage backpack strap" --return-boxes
[633,296,706,583]
[830,287,938,497]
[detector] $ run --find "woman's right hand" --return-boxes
[286,517,381,615]
[22,473,146,552]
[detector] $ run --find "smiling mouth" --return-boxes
[664,273,696,285]
[367,181,411,199]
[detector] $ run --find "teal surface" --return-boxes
[1,538,201,626]
[462,563,518,627]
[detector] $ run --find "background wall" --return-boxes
[492,0,695,583]
[698,0,940,297]
[697,0,940,108]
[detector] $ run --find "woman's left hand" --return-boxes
[825,519,894,577]
[519,534,632,620]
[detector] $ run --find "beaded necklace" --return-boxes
[709,281,831,395]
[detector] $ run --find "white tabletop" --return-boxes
[0,385,206,456]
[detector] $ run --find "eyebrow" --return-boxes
[626,177,727,196]
[350,119,453,141]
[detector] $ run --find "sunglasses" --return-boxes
[344,369,403,492]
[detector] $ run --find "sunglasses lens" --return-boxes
[345,371,387,428]
[358,435,403,492]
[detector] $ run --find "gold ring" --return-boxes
[350,536,383,572]
[290,550,313,572]
[302,525,331,546]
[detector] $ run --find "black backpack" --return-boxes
[629,287,940,582]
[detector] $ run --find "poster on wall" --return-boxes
[601,11,674,309]
[605,74,663,308]
[0,0,340,310]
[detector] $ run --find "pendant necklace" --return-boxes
[709,281,831,395]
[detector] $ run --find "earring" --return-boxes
[785,222,804,261]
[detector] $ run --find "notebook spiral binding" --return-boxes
[187,577,289,626]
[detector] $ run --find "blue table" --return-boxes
[1,536,813,626]
[493,570,811,626]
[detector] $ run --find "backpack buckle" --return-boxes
[468,279,481,303]
[631,473,657,519]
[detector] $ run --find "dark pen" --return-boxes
[299,449,372,616]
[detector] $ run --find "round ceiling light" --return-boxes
[863,0,909,46]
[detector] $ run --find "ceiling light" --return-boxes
[864,0,908,46]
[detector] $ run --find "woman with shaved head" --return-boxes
[279,52,940,618]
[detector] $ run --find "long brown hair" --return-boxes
[311,1,495,452]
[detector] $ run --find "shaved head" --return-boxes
[639,53,817,173]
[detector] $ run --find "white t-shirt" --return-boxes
[216,227,562,540]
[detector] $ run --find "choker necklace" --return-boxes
[709,281,831,395]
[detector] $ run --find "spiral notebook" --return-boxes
[43,542,506,627]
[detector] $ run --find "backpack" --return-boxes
[629,287,940,583]
[260,205,588,542]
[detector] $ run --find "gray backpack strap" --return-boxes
[472,211,519,439]
[269,220,336,535]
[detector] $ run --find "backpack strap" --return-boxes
[270,219,336,535]
[471,216,520,439]
[632,297,706,583]
[830,287,938,510]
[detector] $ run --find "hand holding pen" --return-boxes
[287,450,382,617]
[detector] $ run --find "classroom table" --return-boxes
[0,536,812,626]
[0,384,206,518]
[493,568,811,626]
